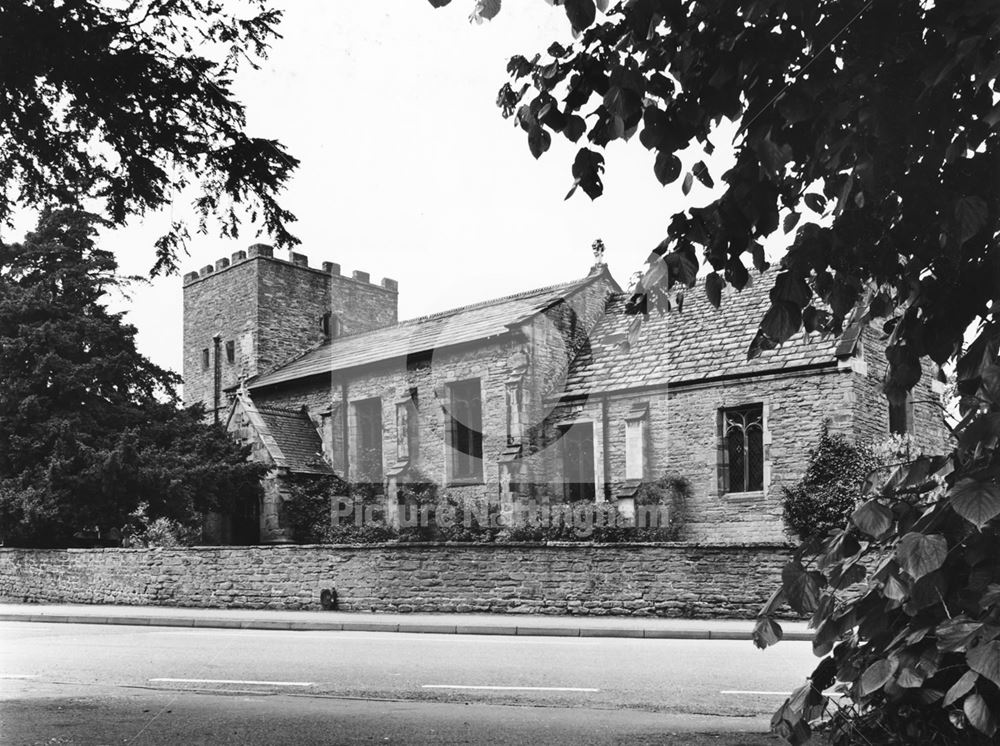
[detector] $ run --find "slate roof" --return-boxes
[248,272,605,390]
[560,270,846,398]
[253,406,332,475]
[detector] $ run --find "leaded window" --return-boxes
[722,405,764,493]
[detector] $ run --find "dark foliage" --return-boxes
[431,0,999,405]
[0,1,298,273]
[0,208,265,547]
[283,474,348,544]
[782,426,881,543]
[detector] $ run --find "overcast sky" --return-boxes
[9,2,744,375]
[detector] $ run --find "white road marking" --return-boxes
[149,678,313,687]
[0,674,38,679]
[422,684,599,692]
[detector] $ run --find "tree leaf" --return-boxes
[692,160,714,188]
[949,478,1000,528]
[705,271,724,308]
[753,616,783,649]
[852,500,893,538]
[759,301,802,346]
[653,151,682,185]
[564,0,596,32]
[937,618,984,653]
[968,641,1000,687]
[782,560,823,614]
[770,272,812,308]
[570,148,604,199]
[563,115,586,142]
[964,692,998,737]
[681,171,693,195]
[470,0,501,22]
[955,196,989,245]
[896,532,948,580]
[803,193,827,213]
[860,658,896,695]
[528,125,551,159]
[783,211,801,234]
[943,670,978,706]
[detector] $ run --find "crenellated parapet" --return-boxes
[182,243,397,292]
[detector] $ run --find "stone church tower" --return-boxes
[182,243,398,421]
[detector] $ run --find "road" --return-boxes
[0,622,817,744]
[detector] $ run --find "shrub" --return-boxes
[782,425,882,543]
[120,503,199,547]
[283,474,347,544]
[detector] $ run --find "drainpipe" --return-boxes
[212,335,222,425]
[601,394,611,501]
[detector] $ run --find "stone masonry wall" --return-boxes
[0,543,789,619]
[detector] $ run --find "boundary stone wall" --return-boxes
[0,543,790,619]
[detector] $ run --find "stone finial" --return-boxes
[322,261,341,276]
[199,265,214,277]
[215,257,230,271]
[183,271,200,284]
[352,270,370,283]
[231,250,247,263]
[248,243,273,258]
[591,238,606,266]
[291,252,309,267]
[381,277,398,292]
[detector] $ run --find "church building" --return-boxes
[182,243,950,544]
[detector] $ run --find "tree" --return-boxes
[428,1,1000,741]
[434,0,998,403]
[0,1,297,274]
[0,207,264,547]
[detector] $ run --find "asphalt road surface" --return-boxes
[0,622,818,745]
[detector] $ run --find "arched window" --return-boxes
[722,405,764,493]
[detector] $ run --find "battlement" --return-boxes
[182,243,398,293]
[182,242,400,413]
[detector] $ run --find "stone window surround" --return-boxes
[716,400,772,500]
[395,394,418,464]
[623,402,649,482]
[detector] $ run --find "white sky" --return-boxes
[7,1,749,376]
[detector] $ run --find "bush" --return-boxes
[120,503,199,547]
[782,425,882,543]
[283,474,346,544]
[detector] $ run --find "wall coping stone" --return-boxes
[0,541,793,553]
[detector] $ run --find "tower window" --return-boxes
[889,393,915,435]
[721,404,764,494]
[201,348,210,371]
[225,340,235,364]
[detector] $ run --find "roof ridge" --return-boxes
[390,275,593,328]
[309,274,595,347]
